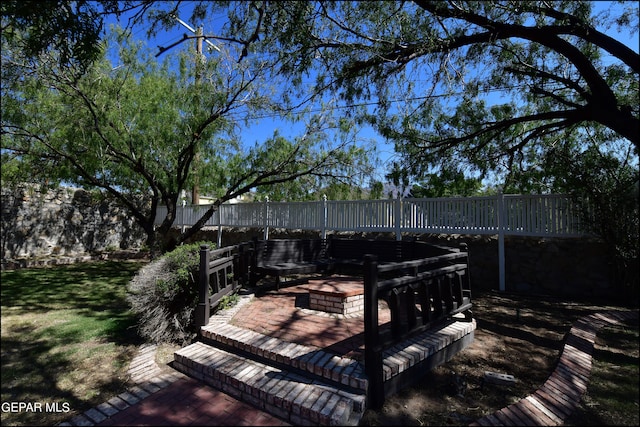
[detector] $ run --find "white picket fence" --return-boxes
[158,193,585,238]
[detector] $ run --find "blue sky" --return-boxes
[107,2,402,183]
[107,1,639,186]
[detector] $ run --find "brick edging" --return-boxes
[470,309,639,426]
[57,293,257,426]
[57,345,185,426]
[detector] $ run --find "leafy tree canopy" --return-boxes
[6,1,636,192]
[229,0,638,192]
[1,25,374,254]
[3,1,638,211]
[0,0,158,71]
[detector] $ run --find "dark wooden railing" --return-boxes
[195,238,473,410]
[195,243,252,328]
[363,244,472,409]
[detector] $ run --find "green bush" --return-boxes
[127,241,212,345]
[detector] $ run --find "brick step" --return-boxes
[173,341,366,426]
[199,315,477,390]
[379,316,477,382]
[177,301,477,426]
[200,321,368,391]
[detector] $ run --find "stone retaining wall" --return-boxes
[1,185,146,268]
[1,186,616,299]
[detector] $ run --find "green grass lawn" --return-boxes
[1,261,146,427]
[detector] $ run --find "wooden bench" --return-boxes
[249,237,409,288]
[325,236,401,272]
[248,237,465,289]
[249,238,330,289]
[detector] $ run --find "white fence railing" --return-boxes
[157,193,588,293]
[158,193,586,238]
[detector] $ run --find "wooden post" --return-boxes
[460,242,471,295]
[195,244,210,328]
[263,196,270,240]
[394,196,402,241]
[232,252,240,290]
[364,254,385,408]
[321,194,327,240]
[191,27,203,205]
[217,206,222,248]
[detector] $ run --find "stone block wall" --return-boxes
[1,185,146,267]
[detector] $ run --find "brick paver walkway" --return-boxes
[229,283,391,360]
[96,376,288,426]
[59,284,639,427]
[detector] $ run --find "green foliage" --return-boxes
[412,169,484,198]
[240,1,638,192]
[1,19,374,254]
[127,241,212,344]
[217,293,240,311]
[154,242,204,294]
[563,148,638,299]
[2,0,109,71]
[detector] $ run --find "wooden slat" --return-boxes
[377,264,468,292]
[416,281,431,323]
[376,251,466,273]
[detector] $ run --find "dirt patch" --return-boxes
[359,290,636,426]
[155,343,181,375]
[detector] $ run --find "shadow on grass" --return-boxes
[1,332,136,425]
[3,261,137,305]
[1,261,146,425]
[1,261,146,342]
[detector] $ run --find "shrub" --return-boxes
[127,241,212,345]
